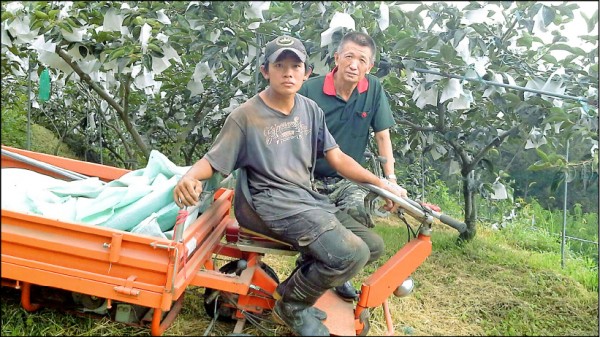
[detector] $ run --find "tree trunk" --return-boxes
[459,170,477,241]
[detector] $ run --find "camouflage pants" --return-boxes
[313,177,375,228]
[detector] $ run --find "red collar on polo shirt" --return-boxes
[323,66,369,96]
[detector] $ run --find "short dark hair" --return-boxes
[337,31,376,64]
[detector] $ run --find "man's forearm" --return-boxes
[326,148,384,187]
[375,129,396,180]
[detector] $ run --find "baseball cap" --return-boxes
[264,35,308,63]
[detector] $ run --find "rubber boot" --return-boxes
[274,279,327,321]
[272,270,329,336]
[277,253,357,304]
[333,280,359,302]
[273,254,326,320]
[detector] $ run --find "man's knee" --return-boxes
[309,228,369,274]
[345,207,375,228]
[367,233,385,264]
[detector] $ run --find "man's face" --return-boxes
[334,41,374,85]
[261,53,309,95]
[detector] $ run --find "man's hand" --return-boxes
[380,178,408,213]
[173,175,203,208]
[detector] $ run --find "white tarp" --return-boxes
[1,150,200,238]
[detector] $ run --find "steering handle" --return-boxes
[360,183,467,233]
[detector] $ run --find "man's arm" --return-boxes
[173,157,215,208]
[374,129,396,182]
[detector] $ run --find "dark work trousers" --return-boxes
[264,208,384,288]
[313,177,376,228]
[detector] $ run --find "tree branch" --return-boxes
[436,101,446,131]
[447,138,471,174]
[55,47,150,158]
[469,125,520,172]
[396,118,438,131]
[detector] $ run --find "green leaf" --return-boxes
[545,107,572,124]
[440,43,456,62]
[1,11,14,22]
[535,148,549,162]
[59,22,73,33]
[503,93,521,108]
[395,37,418,53]
[541,54,558,64]
[550,171,565,192]
[34,10,48,20]
[582,9,598,33]
[517,35,532,48]
[541,6,555,27]
[528,161,552,171]
[547,43,587,56]
[453,29,466,47]
[425,36,439,50]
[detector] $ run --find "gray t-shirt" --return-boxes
[204,94,339,221]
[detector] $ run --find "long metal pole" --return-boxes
[26,57,32,150]
[560,139,569,269]
[1,149,90,181]
[412,67,589,103]
[420,150,425,200]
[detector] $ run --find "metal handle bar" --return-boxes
[2,148,91,181]
[359,182,467,233]
[363,151,388,164]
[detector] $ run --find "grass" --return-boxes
[1,215,597,336]
[2,123,79,160]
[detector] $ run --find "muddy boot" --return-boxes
[333,280,359,302]
[272,270,329,336]
[273,254,326,321]
[274,279,327,321]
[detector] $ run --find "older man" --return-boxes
[298,31,400,301]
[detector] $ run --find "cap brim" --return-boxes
[268,48,306,63]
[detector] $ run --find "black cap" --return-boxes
[264,35,307,63]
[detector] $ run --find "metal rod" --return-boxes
[561,139,569,269]
[27,57,32,150]
[1,149,89,181]
[420,150,425,200]
[412,67,588,103]
[564,235,598,245]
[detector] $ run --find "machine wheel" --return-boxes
[203,260,279,321]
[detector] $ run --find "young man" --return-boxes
[173,35,407,336]
[298,31,397,301]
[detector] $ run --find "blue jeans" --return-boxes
[264,209,384,288]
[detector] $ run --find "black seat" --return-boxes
[232,169,296,254]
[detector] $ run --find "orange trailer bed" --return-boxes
[1,145,235,335]
[2,145,436,336]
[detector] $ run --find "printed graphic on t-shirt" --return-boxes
[264,117,311,145]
